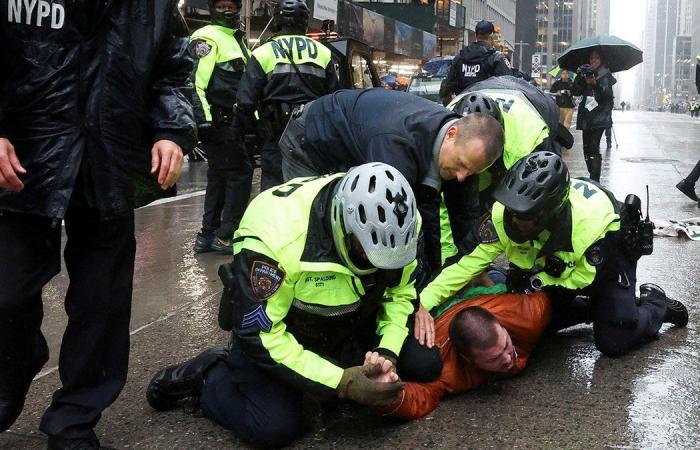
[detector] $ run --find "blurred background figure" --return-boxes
[550,69,575,129]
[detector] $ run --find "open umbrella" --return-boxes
[424,56,454,77]
[558,35,643,73]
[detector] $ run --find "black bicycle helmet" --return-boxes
[208,0,242,29]
[455,92,503,124]
[272,0,310,33]
[493,152,570,242]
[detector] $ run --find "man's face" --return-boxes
[215,0,239,12]
[589,52,601,70]
[470,324,517,373]
[438,129,491,182]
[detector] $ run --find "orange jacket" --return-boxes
[382,292,551,419]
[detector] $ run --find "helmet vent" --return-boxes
[371,231,378,245]
[369,175,377,193]
[358,205,367,224]
[531,188,543,200]
[350,175,359,192]
[536,172,550,183]
[390,235,396,248]
[378,206,386,223]
[386,189,393,203]
[518,185,528,195]
[385,170,394,181]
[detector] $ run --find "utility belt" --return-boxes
[211,105,234,125]
[258,102,298,140]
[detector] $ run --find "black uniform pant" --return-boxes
[199,318,442,448]
[201,124,253,240]
[260,138,284,191]
[0,191,135,440]
[547,232,666,357]
[685,159,700,184]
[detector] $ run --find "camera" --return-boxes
[577,64,595,78]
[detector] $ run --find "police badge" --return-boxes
[478,215,499,244]
[250,261,285,300]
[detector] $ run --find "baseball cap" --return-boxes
[475,20,495,35]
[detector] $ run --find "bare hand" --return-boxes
[472,271,495,288]
[414,303,435,348]
[0,138,26,192]
[363,352,399,383]
[150,140,184,190]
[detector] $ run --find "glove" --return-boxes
[336,364,404,407]
[197,122,213,141]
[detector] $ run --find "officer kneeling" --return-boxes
[420,152,688,358]
[146,163,441,448]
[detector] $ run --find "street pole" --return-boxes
[514,41,529,71]
[244,0,251,38]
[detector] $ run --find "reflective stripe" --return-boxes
[271,64,328,78]
[291,298,361,316]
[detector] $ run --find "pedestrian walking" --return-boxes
[192,0,254,254]
[235,0,339,190]
[676,51,700,205]
[571,50,616,181]
[439,20,511,106]
[0,2,196,449]
[550,69,575,129]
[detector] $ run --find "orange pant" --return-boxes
[559,107,573,129]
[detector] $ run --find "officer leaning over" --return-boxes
[235,0,339,190]
[146,164,442,448]
[439,20,511,106]
[191,0,253,254]
[418,152,688,357]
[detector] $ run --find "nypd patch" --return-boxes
[585,246,604,266]
[193,39,212,58]
[478,215,499,244]
[250,261,285,300]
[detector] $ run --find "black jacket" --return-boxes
[439,40,511,104]
[572,67,616,130]
[302,88,471,276]
[0,0,197,219]
[550,79,575,108]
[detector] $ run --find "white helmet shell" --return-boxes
[331,163,418,272]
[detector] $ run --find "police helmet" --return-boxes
[208,0,242,29]
[456,92,502,124]
[271,0,310,33]
[331,163,419,274]
[493,152,570,242]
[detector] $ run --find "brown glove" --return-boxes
[336,364,405,407]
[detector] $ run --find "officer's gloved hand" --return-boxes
[506,268,535,294]
[336,364,405,406]
[197,122,213,141]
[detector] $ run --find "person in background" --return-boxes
[550,69,575,129]
[0,2,195,449]
[675,51,700,206]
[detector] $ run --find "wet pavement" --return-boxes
[2,110,699,449]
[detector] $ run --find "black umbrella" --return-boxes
[557,35,643,73]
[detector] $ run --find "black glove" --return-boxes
[506,267,536,294]
[336,365,404,406]
[197,122,213,141]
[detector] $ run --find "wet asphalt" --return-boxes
[1,110,699,449]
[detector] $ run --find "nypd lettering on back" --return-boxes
[462,64,481,78]
[8,0,65,29]
[271,36,318,60]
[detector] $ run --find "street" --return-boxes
[2,109,699,449]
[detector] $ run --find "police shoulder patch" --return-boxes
[192,39,212,58]
[585,246,604,266]
[250,260,285,300]
[479,215,499,244]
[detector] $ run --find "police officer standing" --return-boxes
[146,164,442,448]
[417,153,688,358]
[192,0,253,253]
[439,20,511,106]
[235,0,339,190]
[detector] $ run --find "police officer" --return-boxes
[439,20,511,106]
[235,0,339,190]
[145,164,442,448]
[418,153,688,358]
[191,0,253,253]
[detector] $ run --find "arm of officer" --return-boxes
[377,260,419,358]
[324,60,341,93]
[231,239,345,397]
[189,35,218,124]
[420,214,505,312]
[439,62,460,105]
[493,53,512,77]
[235,56,267,129]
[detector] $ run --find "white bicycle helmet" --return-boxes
[331,163,418,274]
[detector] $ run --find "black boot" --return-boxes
[676,179,699,202]
[639,283,688,327]
[585,156,602,182]
[47,436,114,450]
[194,233,233,254]
[146,347,228,411]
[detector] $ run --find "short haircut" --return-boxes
[453,113,504,166]
[476,34,491,41]
[448,306,500,356]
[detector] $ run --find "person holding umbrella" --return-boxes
[570,50,616,182]
[558,36,642,182]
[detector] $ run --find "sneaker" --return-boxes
[146,347,228,412]
[193,232,215,253]
[210,237,233,254]
[639,283,688,327]
[676,179,699,202]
